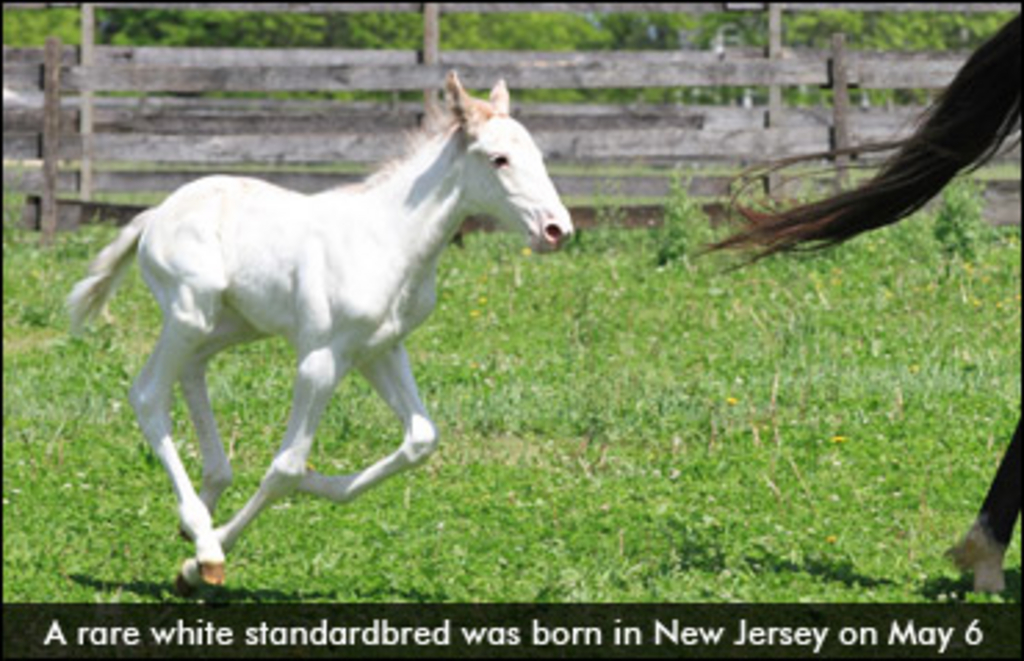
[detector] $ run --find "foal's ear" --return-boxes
[445,70,491,135]
[489,79,510,116]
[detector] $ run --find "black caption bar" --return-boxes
[4,603,1021,659]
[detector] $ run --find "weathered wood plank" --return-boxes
[766,3,783,194]
[2,63,43,91]
[40,36,61,244]
[831,33,851,187]
[3,166,734,199]
[54,51,975,94]
[10,45,977,92]
[81,133,407,164]
[984,182,1023,226]
[84,110,419,135]
[422,3,441,119]
[851,56,964,89]
[80,2,96,200]
[4,98,927,132]
[3,134,42,159]
[3,166,77,192]
[94,46,418,67]
[3,45,78,65]
[438,3,727,13]
[87,108,701,135]
[85,3,422,12]
[539,127,831,162]
[7,2,1017,11]
[5,128,826,164]
[21,196,147,232]
[59,60,830,93]
[777,3,1018,12]
[3,107,76,131]
[449,3,1013,13]
[10,120,1013,165]
[34,127,829,164]
[73,2,727,13]
[8,119,1016,165]
[2,3,79,8]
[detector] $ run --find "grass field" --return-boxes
[3,186,1020,603]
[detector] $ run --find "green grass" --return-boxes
[3,191,1020,603]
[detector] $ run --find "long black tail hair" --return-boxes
[712,14,1021,258]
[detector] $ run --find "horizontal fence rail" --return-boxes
[1,47,978,92]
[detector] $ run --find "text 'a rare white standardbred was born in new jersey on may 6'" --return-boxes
[67,71,574,593]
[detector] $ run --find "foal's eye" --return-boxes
[491,155,510,169]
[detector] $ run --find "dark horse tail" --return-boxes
[712,14,1021,258]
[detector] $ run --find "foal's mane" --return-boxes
[336,108,461,194]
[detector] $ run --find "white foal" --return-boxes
[67,72,573,591]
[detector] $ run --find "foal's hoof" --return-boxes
[201,561,226,586]
[176,558,203,596]
[175,557,225,595]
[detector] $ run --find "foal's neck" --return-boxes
[368,127,469,276]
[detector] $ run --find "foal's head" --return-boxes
[445,71,574,252]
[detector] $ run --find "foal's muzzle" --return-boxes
[535,209,574,252]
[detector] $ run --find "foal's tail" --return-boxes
[712,13,1021,259]
[67,211,152,334]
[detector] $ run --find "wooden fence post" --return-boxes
[41,35,62,245]
[765,2,783,196]
[830,32,851,189]
[80,3,96,202]
[422,3,440,123]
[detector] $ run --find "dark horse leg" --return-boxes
[949,419,1021,592]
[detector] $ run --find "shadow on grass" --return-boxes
[741,551,895,591]
[669,519,1024,601]
[669,519,893,591]
[70,573,344,603]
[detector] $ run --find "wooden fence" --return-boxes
[3,2,1020,240]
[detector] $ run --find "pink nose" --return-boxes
[544,223,565,246]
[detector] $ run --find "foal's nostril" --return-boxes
[544,224,564,245]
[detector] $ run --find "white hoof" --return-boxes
[948,519,1007,593]
[176,557,203,595]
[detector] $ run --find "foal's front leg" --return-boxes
[298,343,439,504]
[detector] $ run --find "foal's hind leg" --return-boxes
[180,363,232,521]
[131,318,227,587]
[179,310,263,521]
